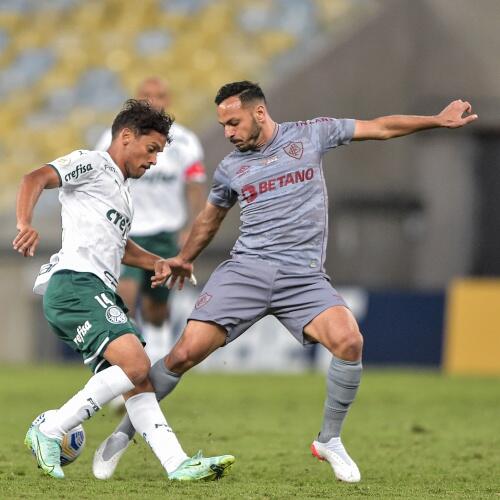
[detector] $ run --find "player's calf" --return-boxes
[165,320,226,373]
[93,358,184,479]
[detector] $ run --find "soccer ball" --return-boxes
[31,410,86,466]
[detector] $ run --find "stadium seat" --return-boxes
[0,0,367,210]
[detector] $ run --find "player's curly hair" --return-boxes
[111,99,174,143]
[215,81,266,106]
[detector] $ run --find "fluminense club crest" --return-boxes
[283,141,303,160]
[195,292,212,309]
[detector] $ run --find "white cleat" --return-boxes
[311,438,361,483]
[93,433,131,480]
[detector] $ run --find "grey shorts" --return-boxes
[188,258,347,345]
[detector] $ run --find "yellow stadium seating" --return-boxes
[0,0,368,209]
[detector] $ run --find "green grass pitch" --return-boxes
[0,365,499,499]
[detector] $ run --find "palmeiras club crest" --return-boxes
[283,141,303,160]
[195,292,212,309]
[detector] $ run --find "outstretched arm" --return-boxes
[353,100,478,141]
[167,201,230,290]
[13,165,60,257]
[178,180,207,247]
[180,201,230,263]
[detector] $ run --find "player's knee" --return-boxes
[334,326,363,360]
[166,346,197,374]
[122,357,151,386]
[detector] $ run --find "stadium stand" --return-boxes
[0,0,375,209]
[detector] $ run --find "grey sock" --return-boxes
[149,357,183,400]
[113,359,182,440]
[102,431,130,459]
[318,355,362,443]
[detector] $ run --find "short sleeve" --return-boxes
[208,164,237,209]
[183,131,204,165]
[308,117,355,155]
[48,150,98,189]
[181,130,206,182]
[184,161,207,183]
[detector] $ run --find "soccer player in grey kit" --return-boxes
[94,81,477,482]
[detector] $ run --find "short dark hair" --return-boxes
[214,81,266,106]
[111,99,174,143]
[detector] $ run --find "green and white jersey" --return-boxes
[33,150,133,295]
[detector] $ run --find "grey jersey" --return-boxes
[208,117,355,272]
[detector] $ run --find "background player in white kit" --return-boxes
[93,82,477,483]
[13,99,233,481]
[95,76,206,364]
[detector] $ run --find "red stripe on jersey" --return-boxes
[184,161,206,181]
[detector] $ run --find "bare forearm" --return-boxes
[179,204,227,263]
[122,239,160,270]
[16,174,45,227]
[354,100,477,141]
[14,166,59,257]
[371,114,441,140]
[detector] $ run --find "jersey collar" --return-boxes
[258,123,280,154]
[236,123,281,157]
[99,151,125,183]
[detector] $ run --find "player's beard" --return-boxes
[234,118,262,152]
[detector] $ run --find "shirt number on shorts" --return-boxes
[94,293,114,309]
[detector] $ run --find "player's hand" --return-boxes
[13,224,40,257]
[437,100,478,128]
[157,255,195,291]
[151,259,172,288]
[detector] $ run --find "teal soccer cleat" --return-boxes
[169,450,235,481]
[25,425,64,479]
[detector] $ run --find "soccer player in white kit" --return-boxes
[13,99,233,481]
[93,82,477,483]
[95,77,206,364]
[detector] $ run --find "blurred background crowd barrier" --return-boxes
[1,0,499,374]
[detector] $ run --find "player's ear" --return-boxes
[254,103,266,123]
[120,128,134,145]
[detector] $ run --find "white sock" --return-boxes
[144,321,171,364]
[125,392,188,474]
[40,366,134,439]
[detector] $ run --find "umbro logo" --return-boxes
[236,165,250,177]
